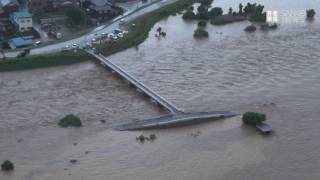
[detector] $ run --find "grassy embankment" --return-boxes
[0,50,93,72]
[97,0,196,56]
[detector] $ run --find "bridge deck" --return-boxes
[115,111,237,131]
[87,50,181,114]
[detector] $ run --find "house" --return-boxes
[47,0,76,11]
[85,0,119,16]
[10,11,33,32]
[28,0,48,13]
[0,0,20,18]
[8,37,32,49]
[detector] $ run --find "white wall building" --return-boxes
[10,11,33,32]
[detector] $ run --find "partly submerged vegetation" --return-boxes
[242,112,266,125]
[198,20,207,27]
[1,160,14,171]
[306,9,316,19]
[244,25,257,32]
[58,114,82,127]
[183,2,266,25]
[194,28,209,38]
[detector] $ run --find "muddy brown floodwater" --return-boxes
[1,0,320,179]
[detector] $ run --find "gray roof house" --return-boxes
[88,0,117,14]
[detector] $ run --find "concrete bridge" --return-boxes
[87,50,236,130]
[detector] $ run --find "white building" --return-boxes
[10,11,33,32]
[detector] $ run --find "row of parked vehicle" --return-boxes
[62,28,129,51]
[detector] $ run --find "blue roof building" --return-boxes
[8,37,33,49]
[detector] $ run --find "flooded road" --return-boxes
[1,0,320,179]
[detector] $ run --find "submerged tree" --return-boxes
[306,9,316,18]
[239,3,243,14]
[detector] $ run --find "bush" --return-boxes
[306,9,316,18]
[208,7,223,17]
[198,20,207,27]
[242,112,266,125]
[182,10,196,19]
[249,12,266,22]
[193,27,209,38]
[1,160,14,171]
[58,114,82,127]
[65,6,86,25]
[244,25,256,32]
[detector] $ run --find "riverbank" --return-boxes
[0,51,93,72]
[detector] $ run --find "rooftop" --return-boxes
[12,11,32,18]
[8,37,32,49]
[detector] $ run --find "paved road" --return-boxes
[4,0,175,58]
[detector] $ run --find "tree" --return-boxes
[194,27,209,38]
[65,6,86,25]
[58,114,82,127]
[228,7,233,14]
[198,20,207,27]
[196,4,209,20]
[208,7,223,17]
[242,112,266,125]
[239,3,243,14]
[306,9,316,18]
[182,10,196,19]
[1,160,14,171]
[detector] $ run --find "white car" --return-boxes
[117,33,124,38]
[34,41,41,45]
[72,43,79,48]
[119,19,126,25]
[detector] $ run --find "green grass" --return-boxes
[97,0,196,56]
[0,50,93,72]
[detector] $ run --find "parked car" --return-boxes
[117,33,124,38]
[72,43,79,48]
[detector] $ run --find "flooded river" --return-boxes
[1,0,320,179]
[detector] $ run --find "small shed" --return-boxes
[8,37,32,49]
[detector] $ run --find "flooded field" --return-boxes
[1,0,320,179]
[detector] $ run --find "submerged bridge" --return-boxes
[87,50,236,130]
